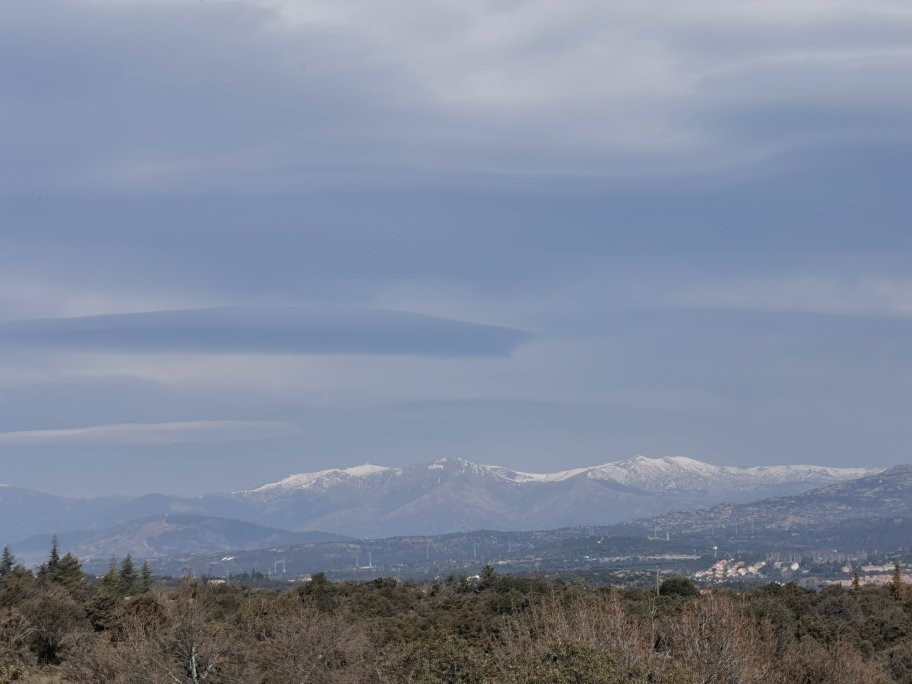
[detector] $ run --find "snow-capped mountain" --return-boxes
[245,464,402,498]
[243,456,873,497]
[0,455,881,543]
[224,456,878,537]
[546,455,874,494]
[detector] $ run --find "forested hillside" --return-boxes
[1,544,912,682]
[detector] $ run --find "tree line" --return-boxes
[0,540,911,681]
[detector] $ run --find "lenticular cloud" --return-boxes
[0,306,531,358]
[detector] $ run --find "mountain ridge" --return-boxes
[242,455,875,496]
[624,464,912,535]
[0,455,885,542]
[220,455,879,537]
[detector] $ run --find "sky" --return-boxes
[2,0,912,496]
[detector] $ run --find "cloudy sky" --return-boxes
[3,0,912,496]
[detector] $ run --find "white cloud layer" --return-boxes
[0,306,530,357]
[0,420,300,446]
[673,277,912,318]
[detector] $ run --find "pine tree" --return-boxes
[119,554,138,595]
[0,546,14,578]
[48,534,60,571]
[101,557,120,591]
[851,572,860,590]
[53,552,84,589]
[37,535,62,581]
[140,560,153,593]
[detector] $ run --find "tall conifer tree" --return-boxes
[140,560,153,593]
[53,552,84,589]
[48,534,60,571]
[119,554,138,595]
[0,546,14,577]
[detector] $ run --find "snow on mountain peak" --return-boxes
[245,463,400,496]
[482,464,589,483]
[482,455,879,492]
[427,457,498,477]
[342,464,392,478]
[242,455,879,498]
[579,455,880,492]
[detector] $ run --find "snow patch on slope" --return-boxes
[244,463,400,496]
[242,455,879,497]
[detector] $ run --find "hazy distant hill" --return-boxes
[625,464,912,535]
[0,456,880,542]
[11,514,349,567]
[27,464,912,577]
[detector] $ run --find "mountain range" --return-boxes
[33,463,912,577]
[626,464,912,536]
[225,456,877,537]
[1,455,877,544]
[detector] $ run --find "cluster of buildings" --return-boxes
[693,556,912,588]
[693,559,772,581]
[828,562,912,588]
[693,558,826,583]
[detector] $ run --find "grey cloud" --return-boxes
[2,0,912,495]
[0,307,531,357]
[3,0,912,196]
